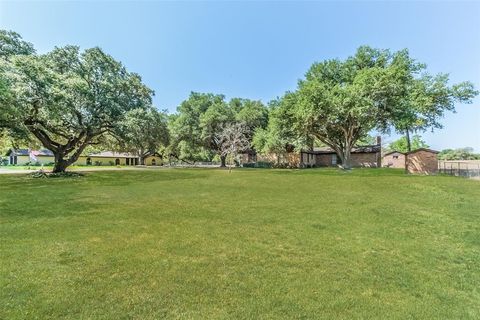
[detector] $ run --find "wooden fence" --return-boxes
[438,161,480,179]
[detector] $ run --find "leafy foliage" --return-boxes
[169,92,267,166]
[1,34,154,172]
[252,93,301,155]
[263,46,477,168]
[116,107,169,163]
[0,30,35,59]
[438,147,480,160]
[387,135,429,153]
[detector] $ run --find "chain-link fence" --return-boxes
[438,161,480,179]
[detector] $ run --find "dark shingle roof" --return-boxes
[11,149,29,156]
[32,149,54,156]
[383,150,405,156]
[305,145,381,155]
[6,149,54,157]
[405,148,439,155]
[87,151,137,158]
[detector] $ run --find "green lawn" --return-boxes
[1,168,479,319]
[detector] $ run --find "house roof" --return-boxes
[32,149,54,157]
[6,148,29,156]
[405,148,439,155]
[383,148,439,156]
[304,145,381,155]
[6,149,53,156]
[6,149,144,158]
[383,150,405,156]
[87,151,138,158]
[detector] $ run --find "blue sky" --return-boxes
[1,1,479,151]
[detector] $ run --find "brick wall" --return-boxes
[315,152,378,167]
[350,153,378,167]
[257,152,300,167]
[315,154,334,166]
[383,153,406,168]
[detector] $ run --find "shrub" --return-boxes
[242,162,256,168]
[256,161,273,168]
[94,161,103,166]
[108,161,114,166]
[25,161,42,167]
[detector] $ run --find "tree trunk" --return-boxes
[342,147,352,169]
[52,144,89,173]
[140,149,145,165]
[405,128,412,152]
[52,153,68,173]
[338,142,352,170]
[220,155,226,167]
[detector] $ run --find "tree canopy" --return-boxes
[267,46,477,168]
[116,107,169,164]
[169,92,267,166]
[1,34,155,172]
[1,31,477,171]
[387,135,429,153]
[438,147,480,161]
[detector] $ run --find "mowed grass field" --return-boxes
[1,168,479,319]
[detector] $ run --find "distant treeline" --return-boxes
[438,148,480,161]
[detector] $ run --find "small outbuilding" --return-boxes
[405,148,439,175]
[382,148,439,174]
[382,151,406,168]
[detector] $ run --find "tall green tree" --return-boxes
[169,92,229,165]
[0,30,35,131]
[253,93,303,157]
[293,46,477,169]
[293,47,405,168]
[230,98,268,139]
[117,107,169,164]
[170,93,268,167]
[387,135,428,153]
[389,51,477,151]
[0,30,35,59]
[199,95,234,166]
[1,43,153,172]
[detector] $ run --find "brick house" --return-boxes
[300,144,382,168]
[243,138,382,168]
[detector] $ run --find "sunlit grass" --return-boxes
[1,168,479,319]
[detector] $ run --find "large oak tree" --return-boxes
[1,38,154,172]
[294,46,477,169]
[116,107,169,164]
[169,93,267,167]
